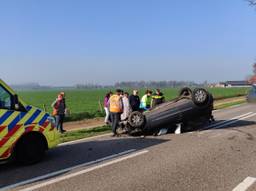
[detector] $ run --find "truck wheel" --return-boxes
[128,111,145,129]
[179,87,192,97]
[192,88,209,106]
[15,134,46,165]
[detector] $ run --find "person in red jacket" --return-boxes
[52,92,66,133]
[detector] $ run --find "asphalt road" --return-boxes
[1,103,256,191]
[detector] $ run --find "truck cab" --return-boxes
[0,79,59,164]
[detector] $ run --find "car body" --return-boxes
[126,88,214,134]
[0,79,59,164]
[247,85,256,103]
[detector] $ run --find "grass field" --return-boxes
[17,87,250,121]
[60,126,111,143]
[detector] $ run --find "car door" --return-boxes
[0,84,26,158]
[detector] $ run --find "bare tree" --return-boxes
[248,63,256,84]
[247,0,256,6]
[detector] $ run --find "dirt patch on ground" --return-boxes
[64,117,105,131]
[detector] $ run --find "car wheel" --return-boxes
[128,111,145,129]
[179,87,192,97]
[192,88,209,106]
[15,134,46,165]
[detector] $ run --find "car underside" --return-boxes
[121,88,214,135]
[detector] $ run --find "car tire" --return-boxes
[128,111,145,129]
[15,134,46,165]
[192,88,209,106]
[179,87,192,97]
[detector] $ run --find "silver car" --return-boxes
[125,88,214,135]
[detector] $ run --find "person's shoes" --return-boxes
[111,134,117,137]
[60,130,66,133]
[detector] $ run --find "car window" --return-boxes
[0,85,12,110]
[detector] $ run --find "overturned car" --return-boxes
[123,88,214,135]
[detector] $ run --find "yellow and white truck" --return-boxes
[0,79,59,164]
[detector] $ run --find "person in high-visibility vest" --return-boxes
[151,89,165,108]
[108,89,124,136]
[140,90,152,110]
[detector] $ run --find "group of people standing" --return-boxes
[50,88,165,135]
[104,89,165,136]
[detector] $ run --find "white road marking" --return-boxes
[17,150,149,191]
[0,149,139,191]
[205,112,253,130]
[229,104,243,109]
[214,113,256,129]
[59,133,112,146]
[233,177,256,191]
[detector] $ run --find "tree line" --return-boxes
[75,81,207,89]
[248,0,256,6]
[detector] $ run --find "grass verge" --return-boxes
[214,100,247,110]
[64,111,105,122]
[60,126,112,143]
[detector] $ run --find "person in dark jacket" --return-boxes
[52,92,66,133]
[129,90,140,112]
[151,89,165,107]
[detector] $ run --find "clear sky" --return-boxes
[1,0,256,86]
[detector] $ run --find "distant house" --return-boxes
[214,81,251,88]
[215,82,226,88]
[225,81,251,88]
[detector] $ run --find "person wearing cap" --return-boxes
[51,92,67,133]
[151,89,165,108]
[108,89,124,136]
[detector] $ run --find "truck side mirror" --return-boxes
[14,94,20,110]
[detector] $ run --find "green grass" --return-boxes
[207,88,249,100]
[18,89,108,114]
[60,126,112,143]
[17,87,250,121]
